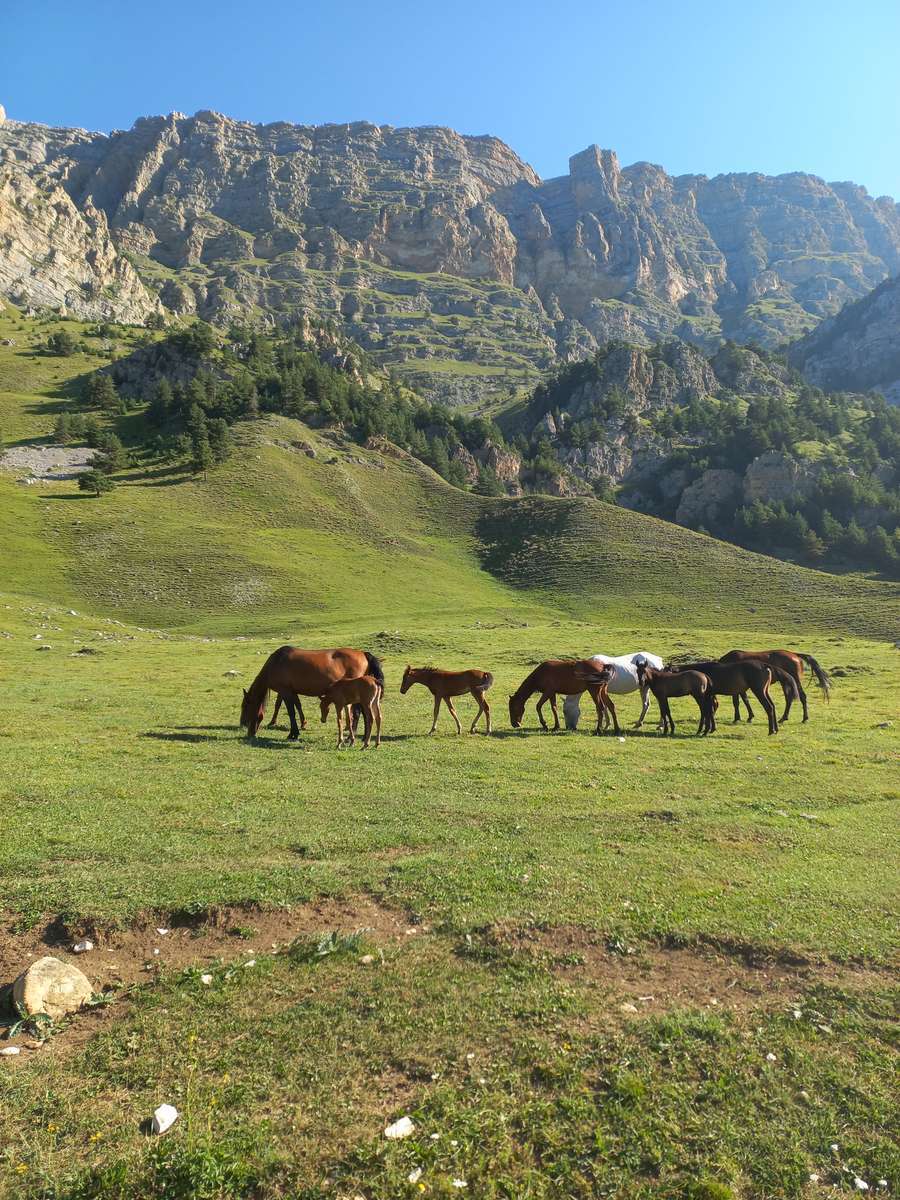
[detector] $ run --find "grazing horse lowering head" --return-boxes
[319,694,333,724]
[508,693,526,728]
[240,687,265,738]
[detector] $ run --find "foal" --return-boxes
[320,674,383,749]
[400,666,494,734]
[636,663,713,735]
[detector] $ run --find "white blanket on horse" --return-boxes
[564,652,664,728]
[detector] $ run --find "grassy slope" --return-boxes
[1,308,898,1199]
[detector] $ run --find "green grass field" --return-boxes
[0,309,898,1199]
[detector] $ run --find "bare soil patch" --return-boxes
[0,443,95,481]
[481,923,893,1022]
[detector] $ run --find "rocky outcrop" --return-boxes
[675,469,743,528]
[789,273,900,401]
[742,451,817,504]
[0,152,161,323]
[1,109,898,393]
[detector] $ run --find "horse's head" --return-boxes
[508,694,525,728]
[319,694,331,724]
[636,661,648,685]
[399,665,413,695]
[240,687,264,738]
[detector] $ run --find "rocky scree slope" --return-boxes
[1,108,899,399]
[790,272,900,401]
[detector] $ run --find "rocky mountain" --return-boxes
[789,273,900,401]
[1,106,899,400]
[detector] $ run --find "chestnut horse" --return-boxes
[672,659,779,735]
[240,646,384,739]
[509,660,617,734]
[636,663,714,735]
[719,649,830,723]
[400,666,494,734]
[320,675,383,749]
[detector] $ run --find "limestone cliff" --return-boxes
[1,108,898,395]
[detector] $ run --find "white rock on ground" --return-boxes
[384,1116,415,1139]
[12,956,93,1021]
[151,1104,179,1134]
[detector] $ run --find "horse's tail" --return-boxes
[771,665,800,697]
[799,653,831,700]
[364,652,385,692]
[474,672,494,692]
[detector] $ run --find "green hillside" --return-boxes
[1,307,898,1200]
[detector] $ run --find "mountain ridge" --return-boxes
[2,107,899,400]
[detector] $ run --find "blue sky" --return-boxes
[3,0,898,198]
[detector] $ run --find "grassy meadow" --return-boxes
[0,308,898,1198]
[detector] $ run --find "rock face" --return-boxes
[676,469,743,528]
[13,956,93,1021]
[743,451,816,504]
[1,109,898,396]
[790,273,900,401]
[0,122,161,323]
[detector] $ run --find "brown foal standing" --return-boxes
[400,666,494,734]
[320,675,383,748]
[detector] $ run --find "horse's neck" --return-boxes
[248,670,269,706]
[514,666,543,700]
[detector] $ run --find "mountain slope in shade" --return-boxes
[1,107,899,399]
[789,273,900,401]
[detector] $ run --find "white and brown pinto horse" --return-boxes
[563,651,664,730]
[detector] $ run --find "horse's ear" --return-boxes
[242,688,247,698]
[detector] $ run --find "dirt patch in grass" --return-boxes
[0,893,412,1001]
[479,923,893,1022]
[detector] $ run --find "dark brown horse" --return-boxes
[672,659,779,735]
[400,666,494,734]
[636,663,714,735]
[719,649,831,723]
[509,660,617,734]
[240,646,384,739]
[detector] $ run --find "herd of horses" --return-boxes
[239,645,832,745]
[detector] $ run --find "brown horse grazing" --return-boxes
[672,659,779,735]
[719,649,831,723]
[509,660,617,734]
[320,675,383,749]
[240,646,384,739]
[636,663,714,735]
[400,666,494,735]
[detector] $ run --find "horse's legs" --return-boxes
[634,685,651,729]
[361,701,373,748]
[285,696,301,740]
[445,698,462,735]
[429,694,441,734]
[798,679,809,722]
[469,689,488,734]
[732,695,741,723]
[296,697,307,731]
[374,695,382,747]
[335,706,344,749]
[536,693,550,731]
[483,694,492,735]
[549,694,560,731]
[605,693,620,735]
[750,681,777,735]
[660,697,673,735]
[268,694,283,728]
[345,705,357,745]
[742,692,754,721]
[695,692,709,735]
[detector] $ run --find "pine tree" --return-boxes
[53,414,72,443]
[78,469,113,497]
[207,419,232,465]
